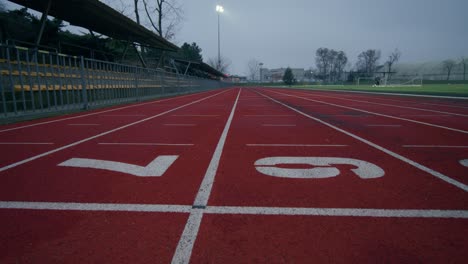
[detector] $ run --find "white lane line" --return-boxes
[0,201,191,213]
[0,142,54,145]
[68,124,100,126]
[256,90,468,192]
[0,90,216,133]
[403,145,468,148]
[171,211,204,264]
[366,125,402,127]
[172,89,241,264]
[172,115,219,117]
[205,206,468,218]
[0,90,229,173]
[194,90,240,206]
[98,143,194,146]
[164,124,197,126]
[262,124,296,127]
[317,89,468,100]
[267,89,468,134]
[246,144,348,147]
[294,91,468,117]
[1,201,467,219]
[244,115,295,117]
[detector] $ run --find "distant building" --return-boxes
[260,68,307,82]
[226,75,248,83]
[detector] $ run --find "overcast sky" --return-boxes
[4,0,468,75]
[176,0,468,75]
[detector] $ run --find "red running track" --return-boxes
[0,87,467,263]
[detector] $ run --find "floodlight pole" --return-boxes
[217,9,221,69]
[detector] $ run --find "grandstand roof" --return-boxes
[9,0,179,51]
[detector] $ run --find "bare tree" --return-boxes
[142,0,183,40]
[460,57,467,81]
[315,48,331,81]
[315,48,347,82]
[356,49,381,75]
[331,51,348,82]
[247,59,261,81]
[442,59,456,81]
[134,0,141,24]
[208,56,231,74]
[386,49,401,75]
[101,0,132,17]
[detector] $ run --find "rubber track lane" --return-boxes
[278,88,468,131]
[0,89,228,167]
[260,88,468,185]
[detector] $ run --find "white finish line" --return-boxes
[1,201,467,219]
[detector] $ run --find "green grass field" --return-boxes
[275,84,468,97]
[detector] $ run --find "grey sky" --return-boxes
[177,0,468,75]
[4,0,468,75]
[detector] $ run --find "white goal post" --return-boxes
[357,76,423,87]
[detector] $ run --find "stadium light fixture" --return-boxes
[216,5,224,13]
[216,5,225,71]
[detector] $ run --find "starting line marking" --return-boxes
[0,142,54,145]
[246,144,348,147]
[0,201,467,219]
[403,145,468,148]
[98,143,194,146]
[257,90,468,192]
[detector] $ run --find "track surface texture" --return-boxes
[0,87,467,263]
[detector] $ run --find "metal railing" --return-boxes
[0,45,228,117]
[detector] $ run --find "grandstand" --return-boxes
[1,0,228,118]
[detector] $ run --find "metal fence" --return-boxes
[0,45,228,117]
